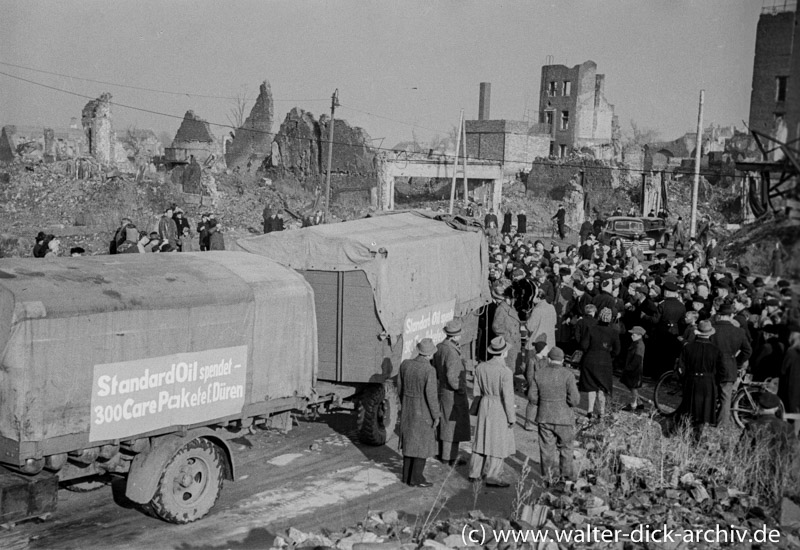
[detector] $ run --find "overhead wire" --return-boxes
[0,68,753,182]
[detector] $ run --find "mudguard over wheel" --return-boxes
[357,382,399,446]
[148,438,224,524]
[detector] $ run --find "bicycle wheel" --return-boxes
[653,370,683,416]
[731,389,786,429]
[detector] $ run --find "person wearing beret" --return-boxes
[678,320,725,439]
[469,337,516,487]
[740,391,795,454]
[528,347,580,480]
[432,320,471,467]
[397,339,441,487]
[711,303,752,428]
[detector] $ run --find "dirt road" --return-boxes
[0,371,659,550]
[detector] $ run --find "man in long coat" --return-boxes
[525,289,557,354]
[711,304,752,427]
[491,286,522,372]
[679,320,725,438]
[780,325,800,414]
[469,337,516,487]
[673,216,686,251]
[397,338,440,487]
[432,320,471,466]
[528,347,580,480]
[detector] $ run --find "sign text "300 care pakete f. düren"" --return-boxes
[89,346,247,442]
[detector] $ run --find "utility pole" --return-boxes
[462,116,468,208]
[690,90,704,237]
[324,89,339,223]
[449,109,464,215]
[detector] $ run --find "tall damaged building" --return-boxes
[82,92,115,164]
[225,81,274,171]
[264,107,376,202]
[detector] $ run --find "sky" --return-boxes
[0,1,768,149]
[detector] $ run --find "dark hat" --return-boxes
[777,280,790,289]
[35,231,46,240]
[573,281,585,292]
[657,253,668,260]
[629,326,646,336]
[533,341,547,354]
[488,336,509,355]
[765,297,780,307]
[663,282,679,292]
[417,338,437,356]
[69,246,85,255]
[717,303,734,315]
[753,277,765,288]
[548,347,565,361]
[756,391,781,410]
[691,295,707,306]
[695,320,716,337]
[443,319,463,336]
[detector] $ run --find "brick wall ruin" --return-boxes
[82,92,115,164]
[225,81,274,172]
[264,108,376,201]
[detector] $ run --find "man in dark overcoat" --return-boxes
[528,347,580,480]
[432,320,471,466]
[650,282,686,378]
[779,325,800,415]
[552,204,566,240]
[397,338,440,487]
[711,303,752,427]
[678,320,725,439]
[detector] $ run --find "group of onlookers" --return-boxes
[109,206,225,255]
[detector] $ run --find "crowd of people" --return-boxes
[396,205,798,486]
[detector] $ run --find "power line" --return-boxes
[0,69,751,182]
[0,60,329,102]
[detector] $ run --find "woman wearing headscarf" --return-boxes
[579,307,620,420]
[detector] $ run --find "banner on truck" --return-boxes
[89,346,247,442]
[401,299,456,360]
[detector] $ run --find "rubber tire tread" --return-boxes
[148,438,224,524]
[357,383,398,446]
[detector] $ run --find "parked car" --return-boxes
[642,216,668,247]
[599,216,657,258]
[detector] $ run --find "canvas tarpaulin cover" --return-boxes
[235,211,491,338]
[0,252,316,448]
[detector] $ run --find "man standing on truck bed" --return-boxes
[397,338,440,488]
[432,320,471,467]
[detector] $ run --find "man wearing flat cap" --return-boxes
[528,346,580,480]
[711,303,752,427]
[432,320,471,467]
[397,339,441,487]
[469,336,516,487]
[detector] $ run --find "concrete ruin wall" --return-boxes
[81,92,114,164]
[265,108,376,201]
[748,11,795,135]
[465,120,550,175]
[225,81,274,172]
[0,126,16,162]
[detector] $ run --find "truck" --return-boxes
[0,211,489,524]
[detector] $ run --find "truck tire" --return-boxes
[148,438,224,524]
[357,382,399,446]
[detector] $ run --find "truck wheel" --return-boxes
[357,382,399,446]
[148,438,224,524]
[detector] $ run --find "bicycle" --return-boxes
[653,364,785,429]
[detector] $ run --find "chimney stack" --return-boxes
[479,82,491,120]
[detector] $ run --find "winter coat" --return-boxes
[621,338,645,390]
[525,301,557,350]
[517,213,527,234]
[678,339,725,426]
[158,216,178,247]
[432,339,471,443]
[579,323,620,394]
[472,356,515,458]
[780,346,800,414]
[209,230,225,251]
[501,212,512,234]
[397,355,440,458]
[528,362,580,425]
[491,302,521,352]
[710,320,752,383]
[673,220,686,243]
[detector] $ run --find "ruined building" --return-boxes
[167,110,221,165]
[81,92,115,164]
[225,81,274,172]
[264,107,376,203]
[787,2,800,142]
[537,60,616,157]
[465,82,552,177]
[748,5,796,139]
[0,124,86,163]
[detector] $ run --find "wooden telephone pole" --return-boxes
[690,90,704,237]
[324,89,340,223]
[449,110,464,215]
